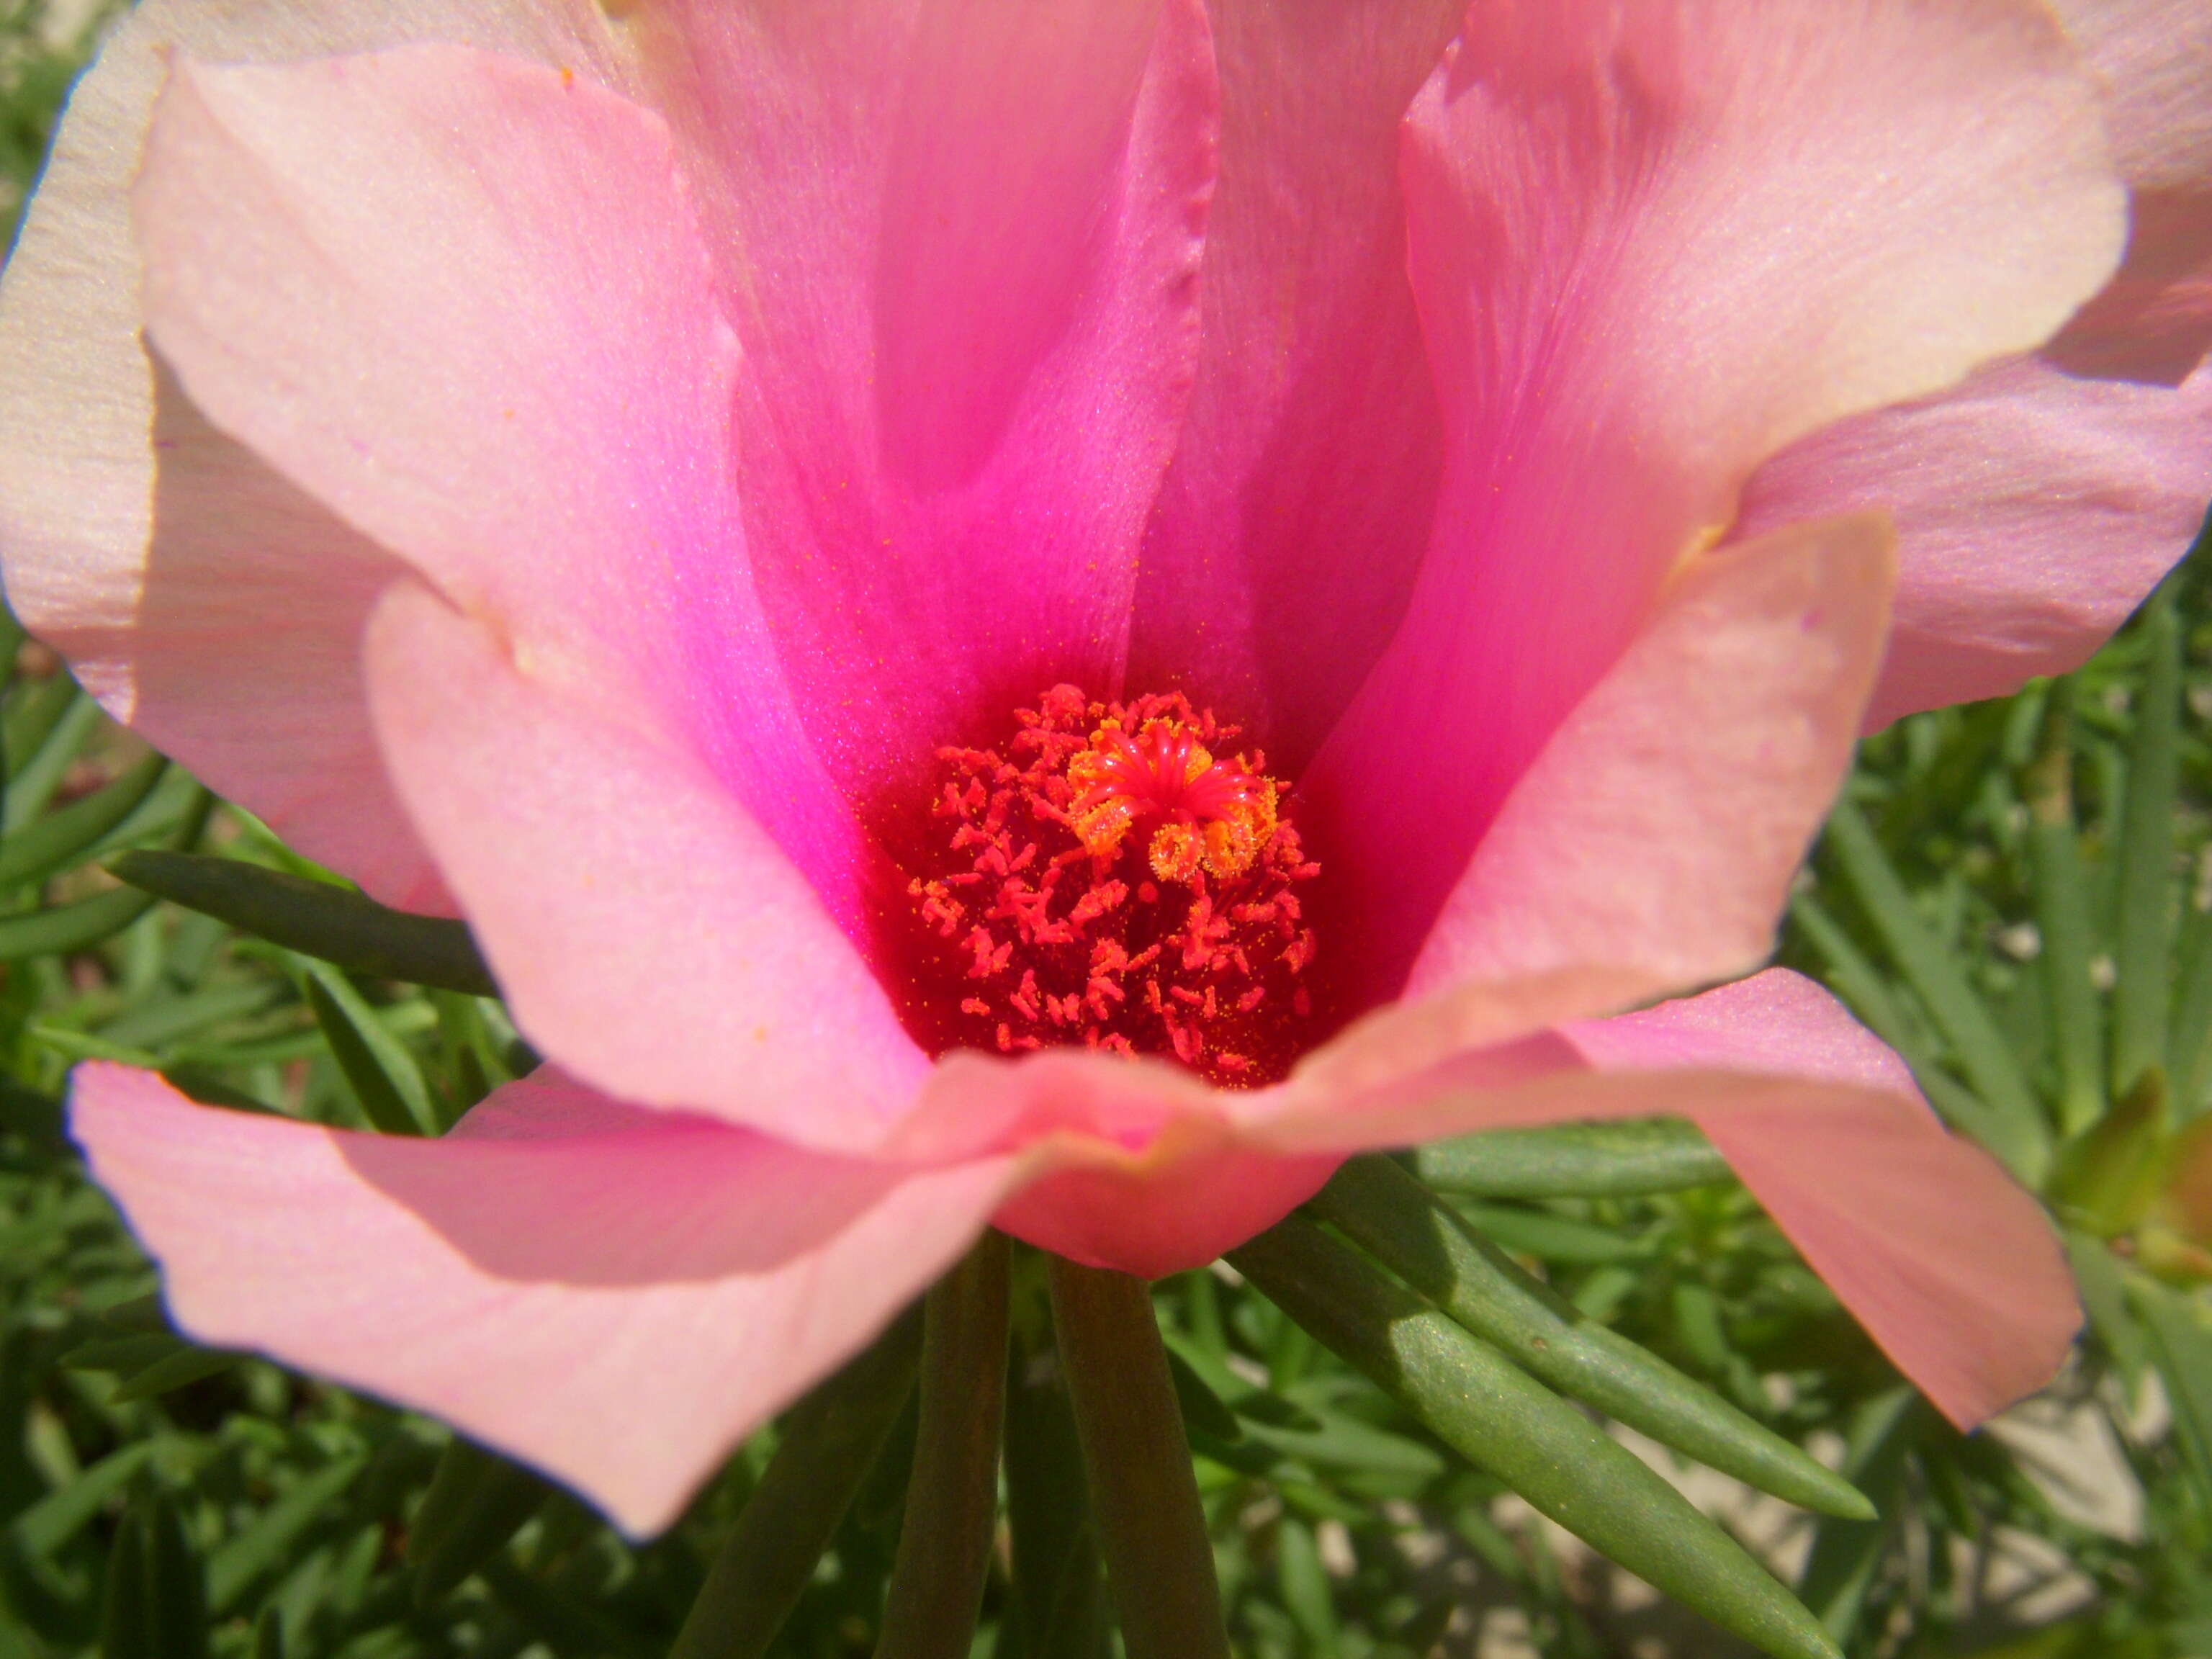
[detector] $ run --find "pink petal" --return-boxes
[2051,0,2212,196]
[133,45,874,925]
[2043,1,2212,382]
[0,0,614,908]
[1409,513,1893,999]
[632,0,1217,791]
[899,1050,1339,1278]
[1288,508,1893,1091]
[1563,972,2077,1429]
[1301,0,2124,990]
[1743,359,2212,727]
[1248,971,2073,1429]
[135,372,448,911]
[2050,192,2212,385]
[71,1064,1017,1536]
[366,582,928,1151]
[1124,0,1460,768]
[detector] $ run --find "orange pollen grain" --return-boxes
[900,685,1318,1087]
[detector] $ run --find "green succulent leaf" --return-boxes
[0,752,168,889]
[107,849,498,996]
[670,1309,922,1659]
[1823,801,2049,1183]
[2113,593,2182,1099]
[1231,1216,1843,1659]
[1314,1157,1873,1519]
[405,1439,550,1607]
[1405,1117,1731,1199]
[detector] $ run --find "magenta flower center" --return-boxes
[899,685,1318,1085]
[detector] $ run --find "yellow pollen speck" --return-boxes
[1148,822,1203,883]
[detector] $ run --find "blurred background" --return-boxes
[3,3,2211,1655]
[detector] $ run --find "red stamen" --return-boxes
[895,686,1318,1087]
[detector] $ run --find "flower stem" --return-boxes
[1004,1310,1108,1658]
[669,1308,921,1659]
[874,1232,1011,1659]
[1045,1256,1230,1659]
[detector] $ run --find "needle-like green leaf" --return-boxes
[4,691,102,827]
[0,752,167,889]
[302,963,437,1136]
[670,1310,922,1659]
[875,1233,1010,1659]
[2172,902,2212,1118]
[2023,685,2105,1134]
[1231,1217,1841,1659]
[107,850,497,995]
[406,1440,549,1608]
[2113,593,2181,1097]
[1406,1118,1730,1198]
[1314,1158,1873,1519]
[1048,1256,1231,1659]
[1004,1318,1109,1659]
[1822,801,2048,1183]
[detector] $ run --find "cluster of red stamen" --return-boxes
[901,686,1318,1086]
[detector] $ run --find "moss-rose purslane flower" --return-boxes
[1,0,2206,1532]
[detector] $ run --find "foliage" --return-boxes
[1,12,2208,1656]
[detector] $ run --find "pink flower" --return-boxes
[1,0,2202,1532]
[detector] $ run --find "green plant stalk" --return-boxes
[1823,801,2048,1183]
[0,751,166,888]
[1046,1256,1231,1659]
[875,1233,1011,1659]
[670,1309,923,1659]
[1,673,78,787]
[4,685,99,825]
[303,964,437,1136]
[1004,1315,1108,1659]
[2172,904,2212,1118]
[1231,1218,1841,1659]
[1405,1118,1731,1198]
[2023,685,2105,1135]
[107,848,497,995]
[407,1439,549,1606]
[1796,1389,1920,1642]
[1313,1159,1871,1519]
[2113,593,2180,1097]
[0,786,212,961]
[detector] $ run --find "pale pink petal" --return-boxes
[127,374,449,911]
[2043,1,2212,379]
[633,0,1215,793]
[1408,513,1893,999]
[2050,0,2212,195]
[1743,359,2212,726]
[1287,510,1892,1088]
[366,583,928,1151]
[1563,972,2077,1429]
[0,0,615,907]
[133,45,873,922]
[2049,192,2212,385]
[1124,0,1459,768]
[71,1064,1017,1536]
[1302,0,2123,989]
[1246,971,2072,1429]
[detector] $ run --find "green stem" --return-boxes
[669,1310,922,1659]
[1046,1256,1230,1659]
[1003,1312,1107,1659]
[874,1233,1011,1659]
